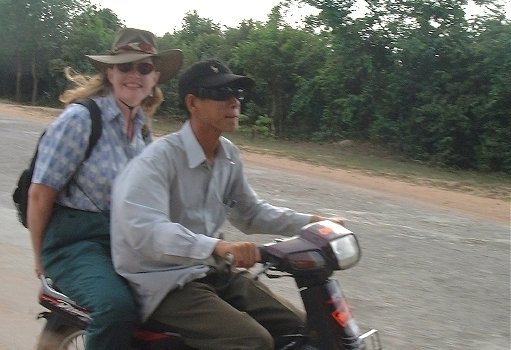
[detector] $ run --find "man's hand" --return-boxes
[213,241,260,268]
[310,215,346,226]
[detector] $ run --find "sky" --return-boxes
[91,0,511,36]
[91,0,319,36]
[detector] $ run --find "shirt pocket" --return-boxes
[222,198,237,217]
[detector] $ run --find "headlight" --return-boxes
[329,233,361,270]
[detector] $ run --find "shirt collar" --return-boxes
[101,92,146,126]
[180,121,235,169]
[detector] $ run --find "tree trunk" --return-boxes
[15,53,22,103]
[270,88,283,137]
[31,56,38,105]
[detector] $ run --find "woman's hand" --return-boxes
[35,259,45,277]
[27,183,57,278]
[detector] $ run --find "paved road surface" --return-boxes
[0,111,509,349]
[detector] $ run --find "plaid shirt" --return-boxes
[32,93,150,211]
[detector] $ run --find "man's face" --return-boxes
[187,86,244,134]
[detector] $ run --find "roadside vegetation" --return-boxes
[152,116,511,201]
[1,0,510,193]
[2,98,508,201]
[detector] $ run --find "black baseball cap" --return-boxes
[178,59,255,105]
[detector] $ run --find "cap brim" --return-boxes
[87,49,183,83]
[201,73,255,89]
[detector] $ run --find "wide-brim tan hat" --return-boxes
[86,28,183,83]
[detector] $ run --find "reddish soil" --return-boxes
[242,152,509,223]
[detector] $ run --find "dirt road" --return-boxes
[0,104,509,349]
[1,101,508,223]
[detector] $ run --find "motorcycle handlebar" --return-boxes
[258,245,276,266]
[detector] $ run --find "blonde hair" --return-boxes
[59,66,164,118]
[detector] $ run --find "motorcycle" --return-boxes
[36,220,382,350]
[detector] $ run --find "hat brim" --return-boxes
[201,73,255,89]
[87,49,183,83]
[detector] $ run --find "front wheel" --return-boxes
[36,313,85,350]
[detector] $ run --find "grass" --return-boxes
[152,117,511,202]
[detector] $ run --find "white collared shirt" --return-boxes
[111,120,311,320]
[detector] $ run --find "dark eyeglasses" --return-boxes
[196,87,246,101]
[115,62,155,75]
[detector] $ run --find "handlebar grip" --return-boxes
[258,245,271,264]
[224,252,235,265]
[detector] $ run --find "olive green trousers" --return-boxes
[150,270,306,350]
[41,206,139,350]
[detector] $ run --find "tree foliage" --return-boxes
[0,0,509,173]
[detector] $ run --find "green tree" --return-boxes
[471,18,511,172]
[41,6,123,105]
[171,11,224,63]
[301,0,510,172]
[303,0,395,140]
[159,11,227,115]
[235,6,327,137]
[0,0,86,103]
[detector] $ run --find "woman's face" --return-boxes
[107,58,160,107]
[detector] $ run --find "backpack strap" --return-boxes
[62,99,103,207]
[13,98,104,227]
[74,98,102,161]
[23,99,100,182]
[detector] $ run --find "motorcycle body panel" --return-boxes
[299,279,366,350]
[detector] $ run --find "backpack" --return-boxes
[12,98,102,228]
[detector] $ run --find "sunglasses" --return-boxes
[196,86,246,101]
[115,62,155,75]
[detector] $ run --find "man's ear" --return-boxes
[185,94,199,113]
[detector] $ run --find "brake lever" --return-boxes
[253,262,293,280]
[253,262,273,280]
[224,252,235,266]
